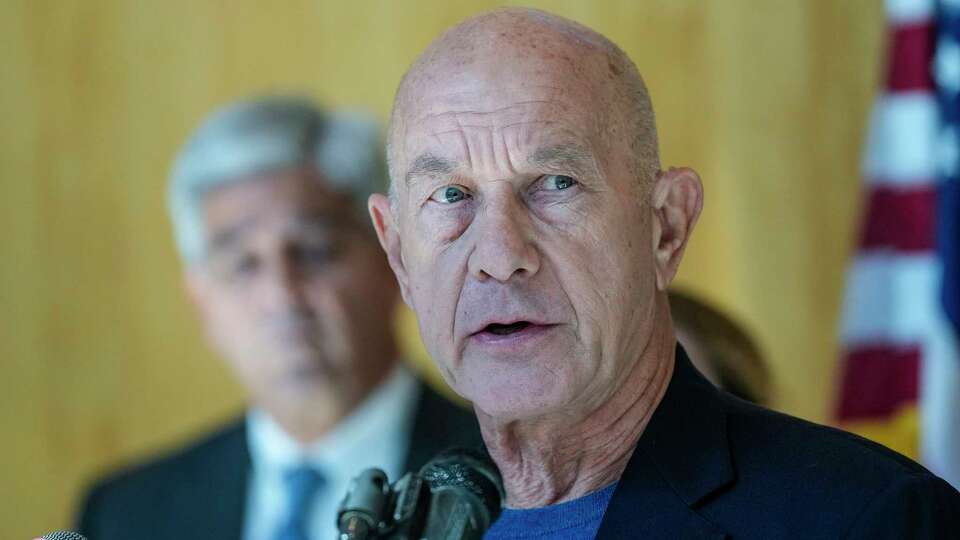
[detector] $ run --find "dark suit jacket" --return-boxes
[597,348,960,539]
[77,381,482,540]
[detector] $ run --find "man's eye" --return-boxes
[297,244,340,266]
[212,253,259,281]
[429,185,472,204]
[542,175,578,191]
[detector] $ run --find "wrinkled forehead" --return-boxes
[393,47,617,176]
[411,91,591,157]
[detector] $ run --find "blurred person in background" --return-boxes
[76,96,481,540]
[669,290,771,405]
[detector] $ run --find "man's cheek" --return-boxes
[419,295,456,364]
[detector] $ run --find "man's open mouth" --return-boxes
[484,321,532,335]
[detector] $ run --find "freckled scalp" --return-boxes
[388,7,660,203]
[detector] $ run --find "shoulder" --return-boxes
[724,395,928,486]
[607,351,960,538]
[725,394,926,478]
[716,395,960,535]
[77,417,247,527]
[85,417,246,495]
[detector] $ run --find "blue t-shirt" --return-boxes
[483,482,617,539]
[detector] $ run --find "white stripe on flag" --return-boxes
[920,323,960,489]
[842,250,960,489]
[885,0,935,24]
[863,92,940,185]
[840,252,940,345]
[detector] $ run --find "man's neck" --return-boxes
[477,325,676,509]
[264,394,352,446]
[257,363,396,446]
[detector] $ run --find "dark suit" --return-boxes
[77,381,482,540]
[597,348,960,539]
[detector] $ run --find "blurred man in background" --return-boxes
[76,96,481,540]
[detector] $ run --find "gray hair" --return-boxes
[168,95,386,263]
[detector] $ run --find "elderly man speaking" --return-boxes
[368,8,960,539]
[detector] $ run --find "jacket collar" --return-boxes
[169,417,250,540]
[597,345,734,539]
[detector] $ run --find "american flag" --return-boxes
[836,0,960,490]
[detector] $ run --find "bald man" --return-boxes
[368,8,960,539]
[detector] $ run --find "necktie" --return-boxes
[273,465,325,540]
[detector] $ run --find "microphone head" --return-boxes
[419,448,504,524]
[337,468,391,539]
[40,532,87,540]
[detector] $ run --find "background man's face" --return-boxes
[387,47,661,422]
[190,168,397,407]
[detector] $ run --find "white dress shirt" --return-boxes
[243,366,420,540]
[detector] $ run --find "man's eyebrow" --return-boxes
[287,211,362,234]
[207,215,259,254]
[207,212,350,255]
[528,144,600,176]
[405,152,457,186]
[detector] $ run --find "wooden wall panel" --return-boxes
[0,1,882,536]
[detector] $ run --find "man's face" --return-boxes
[189,168,397,408]
[381,50,663,421]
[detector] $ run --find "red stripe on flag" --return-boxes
[836,344,920,421]
[886,22,936,91]
[859,185,937,252]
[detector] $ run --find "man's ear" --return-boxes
[650,167,703,290]
[368,193,413,307]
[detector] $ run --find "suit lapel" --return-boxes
[598,448,728,540]
[170,418,250,540]
[597,347,733,540]
[203,422,249,540]
[174,385,476,539]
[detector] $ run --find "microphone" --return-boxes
[36,532,87,540]
[338,468,393,538]
[418,449,503,540]
[337,448,503,540]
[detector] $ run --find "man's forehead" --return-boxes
[403,71,571,123]
[203,168,354,210]
[203,176,359,243]
[397,86,599,162]
[393,53,616,162]
[204,208,355,254]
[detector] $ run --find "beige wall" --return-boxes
[0,1,882,536]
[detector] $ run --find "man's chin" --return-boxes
[265,351,338,386]
[473,401,565,426]
[465,381,571,424]
[266,368,339,403]
[455,352,576,421]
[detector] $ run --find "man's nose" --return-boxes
[260,256,310,311]
[467,193,540,282]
